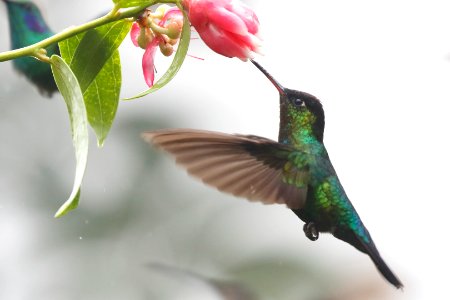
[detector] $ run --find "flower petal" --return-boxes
[231,30,262,53]
[206,6,248,36]
[187,0,214,26]
[142,39,160,87]
[227,0,259,34]
[200,23,251,60]
[184,0,261,60]
[159,7,183,26]
[130,22,140,47]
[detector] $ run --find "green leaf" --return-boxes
[59,20,131,146]
[64,20,130,91]
[83,50,122,146]
[113,0,156,8]
[59,33,85,65]
[50,55,89,218]
[124,7,191,100]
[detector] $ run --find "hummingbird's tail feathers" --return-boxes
[357,235,404,289]
[334,228,403,289]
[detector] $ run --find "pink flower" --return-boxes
[182,0,261,61]
[131,6,183,87]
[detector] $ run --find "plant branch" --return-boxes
[0,0,179,63]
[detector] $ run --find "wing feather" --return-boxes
[142,129,309,209]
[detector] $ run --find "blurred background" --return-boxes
[1,0,449,299]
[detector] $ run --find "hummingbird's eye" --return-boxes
[293,98,304,107]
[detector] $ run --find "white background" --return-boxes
[1,1,449,299]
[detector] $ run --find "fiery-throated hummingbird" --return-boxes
[142,60,403,289]
[3,0,59,96]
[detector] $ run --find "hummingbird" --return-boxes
[2,0,59,96]
[142,60,403,289]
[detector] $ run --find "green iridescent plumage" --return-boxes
[3,0,59,96]
[251,61,402,288]
[142,61,403,289]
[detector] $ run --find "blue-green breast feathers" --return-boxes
[3,0,59,95]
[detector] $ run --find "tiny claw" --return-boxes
[303,222,319,241]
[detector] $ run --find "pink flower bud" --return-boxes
[166,19,183,40]
[130,6,184,87]
[183,0,261,61]
[159,40,175,56]
[137,27,154,49]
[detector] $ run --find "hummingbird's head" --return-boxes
[251,60,325,144]
[3,0,50,37]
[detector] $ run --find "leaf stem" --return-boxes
[34,48,51,63]
[0,0,179,63]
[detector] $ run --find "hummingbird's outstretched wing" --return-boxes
[142,129,309,209]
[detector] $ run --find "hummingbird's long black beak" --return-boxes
[251,60,287,96]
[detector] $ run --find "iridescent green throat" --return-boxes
[279,104,319,147]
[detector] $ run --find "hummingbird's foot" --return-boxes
[303,222,319,241]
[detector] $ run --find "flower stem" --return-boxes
[0,0,180,63]
[148,21,170,36]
